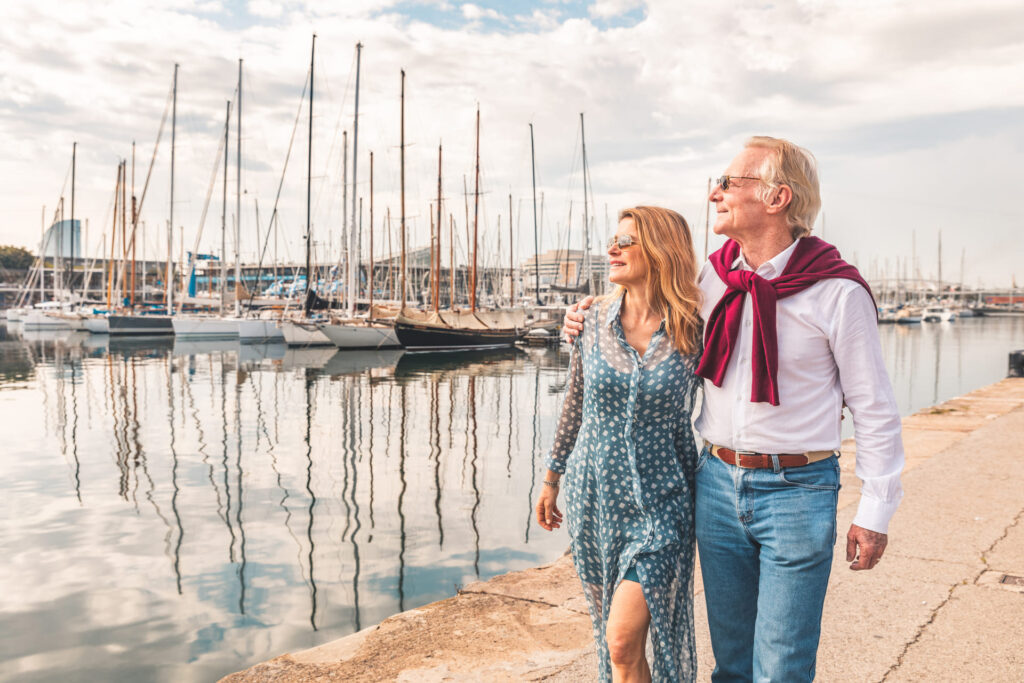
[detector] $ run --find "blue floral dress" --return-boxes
[546,294,700,682]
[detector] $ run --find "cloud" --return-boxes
[460,3,502,21]
[249,0,284,19]
[0,0,1021,286]
[589,0,643,19]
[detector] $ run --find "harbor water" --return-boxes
[0,316,1021,681]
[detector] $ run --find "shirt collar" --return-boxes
[605,290,624,328]
[604,290,667,333]
[735,238,801,279]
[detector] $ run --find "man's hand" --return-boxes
[846,524,888,570]
[562,296,595,343]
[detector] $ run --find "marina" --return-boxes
[0,314,1021,680]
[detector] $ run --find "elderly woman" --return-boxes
[536,206,702,682]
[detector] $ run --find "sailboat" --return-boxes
[549,113,594,296]
[279,35,333,347]
[173,61,244,340]
[109,64,179,336]
[392,100,523,350]
[316,44,401,351]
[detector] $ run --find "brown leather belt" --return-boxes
[704,440,836,469]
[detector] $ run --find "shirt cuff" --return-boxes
[852,494,902,534]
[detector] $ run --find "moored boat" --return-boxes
[108,314,174,336]
[171,316,241,339]
[317,318,400,349]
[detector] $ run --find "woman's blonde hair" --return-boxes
[615,206,702,354]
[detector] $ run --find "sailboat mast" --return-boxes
[399,69,406,310]
[70,142,76,299]
[108,166,120,307]
[580,112,590,296]
[350,42,362,319]
[342,130,347,309]
[449,214,454,309]
[369,151,374,316]
[471,105,480,312]
[167,63,178,314]
[435,143,442,313]
[508,192,513,307]
[235,58,243,317]
[221,100,230,315]
[305,35,315,310]
[529,123,540,305]
[131,143,137,303]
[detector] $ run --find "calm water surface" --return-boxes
[0,316,1021,681]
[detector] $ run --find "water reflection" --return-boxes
[2,316,1019,681]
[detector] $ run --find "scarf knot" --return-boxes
[695,237,874,406]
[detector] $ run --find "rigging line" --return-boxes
[245,68,310,313]
[309,46,357,237]
[115,81,174,297]
[179,110,229,312]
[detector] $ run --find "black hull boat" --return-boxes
[108,314,175,336]
[394,322,518,351]
[393,308,525,352]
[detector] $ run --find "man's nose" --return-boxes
[708,183,723,203]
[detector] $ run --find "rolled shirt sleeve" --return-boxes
[830,285,905,533]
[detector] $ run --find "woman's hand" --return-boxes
[535,483,563,531]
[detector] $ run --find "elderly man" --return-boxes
[563,136,904,682]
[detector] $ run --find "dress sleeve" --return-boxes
[545,342,584,474]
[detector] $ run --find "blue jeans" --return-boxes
[695,446,839,683]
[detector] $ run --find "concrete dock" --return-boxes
[222,378,1024,682]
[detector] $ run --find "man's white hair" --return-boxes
[746,136,821,239]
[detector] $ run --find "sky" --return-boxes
[1,0,1022,287]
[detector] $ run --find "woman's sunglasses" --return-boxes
[606,234,638,250]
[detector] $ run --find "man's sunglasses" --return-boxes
[606,234,638,250]
[716,175,762,190]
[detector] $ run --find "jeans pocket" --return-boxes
[694,448,710,474]
[779,458,840,491]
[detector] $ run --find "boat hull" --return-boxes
[238,319,285,343]
[22,312,72,331]
[393,321,518,351]
[317,321,401,349]
[171,317,240,339]
[108,315,174,336]
[279,319,333,347]
[83,317,110,334]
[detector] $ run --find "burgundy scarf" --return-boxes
[696,236,874,406]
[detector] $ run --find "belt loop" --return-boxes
[771,454,781,473]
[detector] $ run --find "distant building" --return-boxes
[518,249,608,303]
[41,219,82,260]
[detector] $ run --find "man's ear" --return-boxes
[765,185,792,215]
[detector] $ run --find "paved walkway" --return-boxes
[223,378,1024,682]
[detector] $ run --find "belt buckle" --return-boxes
[734,449,756,468]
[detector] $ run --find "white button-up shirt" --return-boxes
[694,239,904,533]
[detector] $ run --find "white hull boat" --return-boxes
[317,320,401,349]
[83,316,110,334]
[22,311,72,331]
[280,319,332,347]
[172,316,241,339]
[922,307,956,323]
[238,318,286,343]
